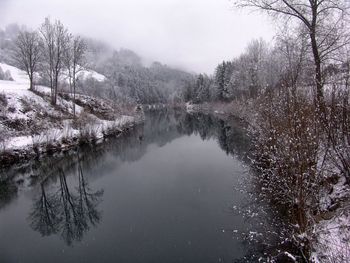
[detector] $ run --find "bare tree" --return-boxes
[40,18,69,105]
[235,0,350,115]
[64,35,87,117]
[12,29,41,91]
[274,26,309,94]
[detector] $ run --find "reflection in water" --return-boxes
[2,110,250,245]
[1,110,274,262]
[29,159,103,246]
[1,110,249,187]
[177,113,249,159]
[29,183,60,237]
[0,179,17,211]
[23,110,249,247]
[140,109,249,160]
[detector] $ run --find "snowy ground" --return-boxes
[0,63,138,161]
[311,175,350,263]
[312,211,350,263]
[77,68,106,82]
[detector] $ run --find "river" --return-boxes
[0,110,280,262]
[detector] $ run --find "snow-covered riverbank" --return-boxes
[0,63,143,168]
[186,101,350,263]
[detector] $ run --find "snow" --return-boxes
[0,62,29,84]
[7,135,32,149]
[312,210,350,263]
[0,81,64,122]
[0,62,106,88]
[0,62,30,91]
[77,69,106,82]
[34,85,51,95]
[5,115,134,150]
[312,175,350,263]
[0,79,30,91]
[284,252,297,262]
[0,62,135,154]
[60,66,107,83]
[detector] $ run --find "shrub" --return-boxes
[21,98,33,114]
[0,93,8,107]
[4,70,13,81]
[250,87,323,258]
[7,106,16,113]
[0,66,4,80]
[5,118,27,131]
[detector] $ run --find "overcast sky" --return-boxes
[0,0,275,73]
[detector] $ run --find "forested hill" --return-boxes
[0,23,194,105]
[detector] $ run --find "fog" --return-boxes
[0,0,275,73]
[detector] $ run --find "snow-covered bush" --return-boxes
[0,93,8,121]
[0,66,4,80]
[0,92,8,107]
[0,66,13,81]
[249,67,350,259]
[4,70,13,81]
[61,124,74,144]
[250,87,324,258]
[0,131,7,153]
[78,124,99,144]
[31,133,45,154]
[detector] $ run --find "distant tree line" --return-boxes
[84,48,194,105]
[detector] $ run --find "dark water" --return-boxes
[0,111,277,263]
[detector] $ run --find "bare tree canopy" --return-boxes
[64,35,87,117]
[12,29,41,90]
[235,0,350,112]
[40,17,69,105]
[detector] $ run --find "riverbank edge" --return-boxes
[187,102,350,262]
[0,115,144,170]
[186,102,249,124]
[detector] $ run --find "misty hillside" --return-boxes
[0,24,194,105]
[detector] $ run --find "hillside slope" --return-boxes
[0,63,141,166]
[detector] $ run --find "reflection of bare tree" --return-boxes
[59,168,79,245]
[76,162,103,228]
[29,183,60,236]
[29,160,103,246]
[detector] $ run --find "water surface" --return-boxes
[0,111,275,262]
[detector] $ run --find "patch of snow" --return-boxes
[0,62,29,84]
[0,80,29,92]
[312,211,350,263]
[77,69,106,82]
[60,66,106,83]
[7,135,32,149]
[186,102,194,113]
[312,176,350,263]
[284,252,297,262]
[5,115,135,151]
[35,85,51,95]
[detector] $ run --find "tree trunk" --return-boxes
[54,73,58,105]
[310,34,325,108]
[309,1,327,124]
[29,74,34,91]
[73,78,76,118]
